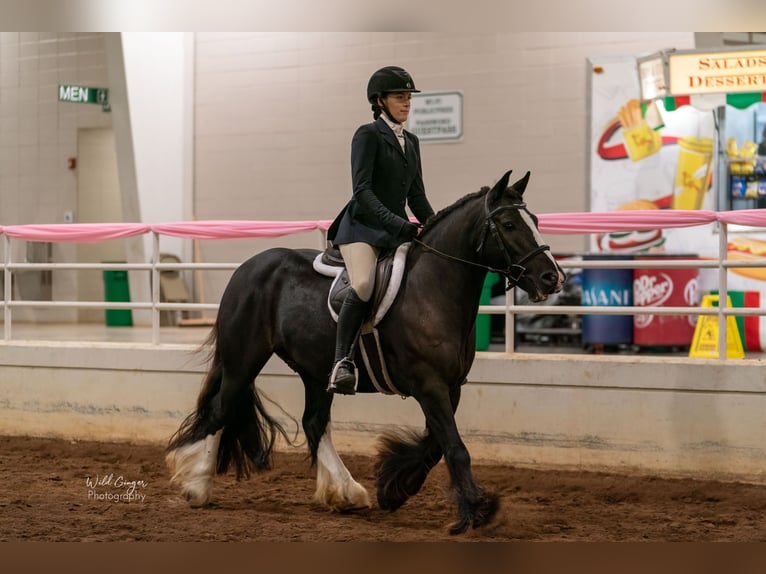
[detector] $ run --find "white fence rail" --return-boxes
[3,215,766,357]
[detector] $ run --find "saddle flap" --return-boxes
[320,243,411,326]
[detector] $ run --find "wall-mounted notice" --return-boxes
[407,91,463,143]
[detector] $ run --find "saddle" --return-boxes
[312,243,411,396]
[313,243,410,325]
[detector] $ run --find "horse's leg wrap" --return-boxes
[327,288,368,395]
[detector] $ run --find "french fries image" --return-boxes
[618,98,662,162]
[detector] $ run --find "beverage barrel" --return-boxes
[581,255,634,345]
[633,254,698,346]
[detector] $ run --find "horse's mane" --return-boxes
[421,186,490,234]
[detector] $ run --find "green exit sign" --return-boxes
[58,85,109,105]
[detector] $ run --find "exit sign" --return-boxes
[58,85,109,105]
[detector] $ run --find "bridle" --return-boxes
[414,191,552,291]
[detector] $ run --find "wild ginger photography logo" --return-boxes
[85,472,148,503]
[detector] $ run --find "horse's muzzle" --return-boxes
[527,269,565,302]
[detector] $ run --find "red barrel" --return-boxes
[632,255,699,346]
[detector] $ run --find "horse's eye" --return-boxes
[502,222,514,230]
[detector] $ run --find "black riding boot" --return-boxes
[327,288,369,395]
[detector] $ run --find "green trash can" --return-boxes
[103,267,133,327]
[476,272,500,351]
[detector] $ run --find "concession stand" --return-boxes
[586,46,766,350]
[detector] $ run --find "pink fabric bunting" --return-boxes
[1,223,151,243]
[715,210,766,228]
[2,211,766,242]
[150,220,321,239]
[537,210,719,234]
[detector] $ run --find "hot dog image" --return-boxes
[727,237,766,281]
[597,199,666,253]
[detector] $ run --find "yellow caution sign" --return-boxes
[689,295,745,359]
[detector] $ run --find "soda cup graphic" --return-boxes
[671,137,713,210]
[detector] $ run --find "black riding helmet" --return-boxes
[366,66,420,104]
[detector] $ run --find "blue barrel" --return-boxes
[581,255,633,345]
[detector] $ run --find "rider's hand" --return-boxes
[398,221,419,242]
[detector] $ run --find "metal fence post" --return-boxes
[152,232,160,345]
[718,221,728,360]
[3,235,10,341]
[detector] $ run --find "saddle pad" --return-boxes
[312,242,411,326]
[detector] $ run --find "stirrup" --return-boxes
[327,359,357,395]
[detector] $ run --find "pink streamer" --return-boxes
[1,223,151,243]
[150,220,320,239]
[538,210,718,234]
[2,211,766,242]
[716,210,766,228]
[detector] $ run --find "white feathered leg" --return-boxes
[313,425,371,511]
[166,430,222,507]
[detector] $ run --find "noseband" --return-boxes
[414,191,552,291]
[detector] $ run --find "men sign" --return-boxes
[58,85,109,109]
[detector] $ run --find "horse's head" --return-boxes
[479,170,564,302]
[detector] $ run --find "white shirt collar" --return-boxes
[381,113,404,137]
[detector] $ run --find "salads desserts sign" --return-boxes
[669,49,766,95]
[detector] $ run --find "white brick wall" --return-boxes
[0,32,110,231]
[0,32,112,320]
[193,32,695,268]
[1,32,699,308]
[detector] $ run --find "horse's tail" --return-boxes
[166,323,293,480]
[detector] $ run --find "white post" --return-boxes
[718,221,728,360]
[152,232,160,344]
[3,235,10,341]
[505,287,515,353]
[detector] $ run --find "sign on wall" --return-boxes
[406,91,463,142]
[669,49,766,96]
[58,84,110,111]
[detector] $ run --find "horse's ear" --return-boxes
[489,170,512,201]
[510,171,531,196]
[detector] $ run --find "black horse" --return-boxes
[166,170,564,534]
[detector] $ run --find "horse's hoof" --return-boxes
[315,481,371,512]
[337,502,372,514]
[180,477,213,507]
[165,433,221,508]
[448,517,471,535]
[448,492,501,535]
[376,489,408,512]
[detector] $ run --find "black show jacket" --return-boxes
[328,117,434,249]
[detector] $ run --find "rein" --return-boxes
[413,193,551,291]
